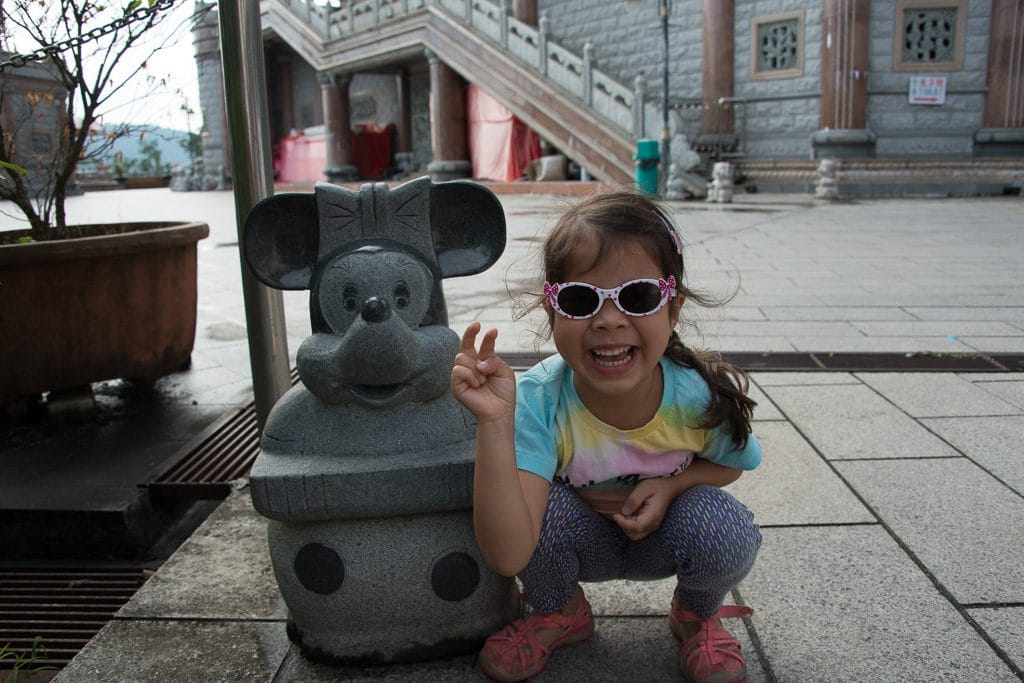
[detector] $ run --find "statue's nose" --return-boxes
[361,297,391,323]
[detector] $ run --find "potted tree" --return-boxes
[0,0,211,407]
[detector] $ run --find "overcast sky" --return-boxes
[3,0,203,133]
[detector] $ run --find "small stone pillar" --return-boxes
[425,50,471,182]
[707,161,734,203]
[242,177,518,663]
[394,69,415,172]
[319,72,358,182]
[815,158,840,199]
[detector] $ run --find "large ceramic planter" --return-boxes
[0,221,209,404]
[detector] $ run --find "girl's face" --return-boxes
[549,236,682,429]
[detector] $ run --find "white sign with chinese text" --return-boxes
[909,76,947,105]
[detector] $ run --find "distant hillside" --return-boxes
[81,124,192,172]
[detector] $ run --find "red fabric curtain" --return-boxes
[466,85,540,181]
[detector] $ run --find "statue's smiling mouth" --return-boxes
[347,383,410,405]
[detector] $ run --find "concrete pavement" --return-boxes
[6,186,1022,681]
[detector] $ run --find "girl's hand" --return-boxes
[451,322,516,423]
[612,477,678,541]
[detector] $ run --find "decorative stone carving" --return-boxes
[815,158,840,199]
[242,176,517,663]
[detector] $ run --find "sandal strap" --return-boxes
[485,598,592,672]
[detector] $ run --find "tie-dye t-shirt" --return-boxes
[515,355,761,490]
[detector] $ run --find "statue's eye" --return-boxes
[343,284,358,312]
[393,282,411,309]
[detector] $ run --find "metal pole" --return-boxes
[659,0,671,196]
[216,0,291,428]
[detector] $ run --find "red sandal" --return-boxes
[478,593,594,682]
[670,595,753,683]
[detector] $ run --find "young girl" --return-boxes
[451,190,762,683]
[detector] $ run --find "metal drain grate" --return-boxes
[0,566,148,670]
[147,403,260,503]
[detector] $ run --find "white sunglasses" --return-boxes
[543,276,677,319]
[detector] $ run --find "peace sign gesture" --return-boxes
[451,322,516,423]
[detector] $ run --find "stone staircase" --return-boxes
[260,0,661,185]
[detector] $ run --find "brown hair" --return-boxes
[520,189,755,449]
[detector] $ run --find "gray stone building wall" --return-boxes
[868,0,990,156]
[538,0,705,102]
[734,1,823,158]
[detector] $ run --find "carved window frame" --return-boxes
[893,0,967,72]
[750,10,805,81]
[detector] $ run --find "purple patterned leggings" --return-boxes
[518,480,761,617]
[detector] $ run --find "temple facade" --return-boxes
[192,0,1024,195]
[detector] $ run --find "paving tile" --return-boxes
[921,416,1024,494]
[834,458,1024,604]
[760,306,916,321]
[972,380,1024,411]
[737,526,1017,682]
[751,371,860,386]
[968,607,1024,672]
[53,620,290,683]
[119,490,287,620]
[856,373,1022,417]
[763,383,960,460]
[708,336,798,352]
[789,336,975,353]
[963,337,1024,353]
[747,381,784,421]
[852,321,1023,336]
[725,422,873,526]
[904,307,1024,322]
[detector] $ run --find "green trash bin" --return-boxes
[634,139,659,196]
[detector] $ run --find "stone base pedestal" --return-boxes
[973,128,1024,157]
[811,129,876,159]
[427,160,472,182]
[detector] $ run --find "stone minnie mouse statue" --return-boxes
[243,177,518,663]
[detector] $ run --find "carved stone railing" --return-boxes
[273,0,650,146]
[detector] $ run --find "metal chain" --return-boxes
[0,0,179,72]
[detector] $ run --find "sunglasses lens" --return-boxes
[557,285,600,317]
[618,281,664,315]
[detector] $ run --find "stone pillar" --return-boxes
[193,0,231,190]
[513,0,537,25]
[700,0,734,138]
[395,69,415,172]
[319,72,358,182]
[275,52,295,137]
[425,50,471,182]
[812,0,874,158]
[974,0,1024,156]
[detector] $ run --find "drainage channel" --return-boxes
[0,565,149,672]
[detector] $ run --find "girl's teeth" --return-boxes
[593,347,633,366]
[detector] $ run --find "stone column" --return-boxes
[974,0,1024,156]
[513,0,537,25]
[813,0,874,158]
[319,72,358,182]
[395,68,415,172]
[700,0,734,138]
[425,50,471,182]
[193,0,231,190]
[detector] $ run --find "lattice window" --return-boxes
[893,0,966,71]
[751,11,804,80]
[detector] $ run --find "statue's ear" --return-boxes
[430,181,506,278]
[243,193,319,290]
